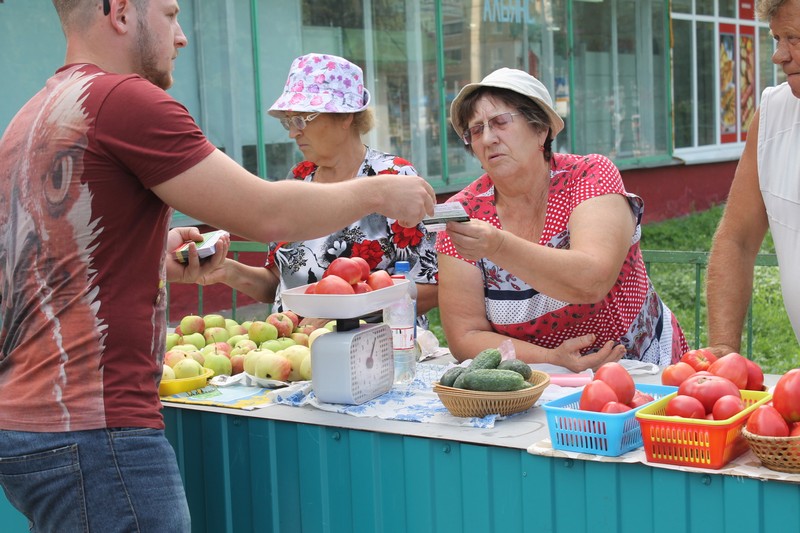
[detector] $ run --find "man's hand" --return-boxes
[376,175,436,227]
[166,227,230,284]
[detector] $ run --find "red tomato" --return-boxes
[350,257,371,281]
[678,374,740,414]
[579,380,618,412]
[594,362,635,405]
[790,422,800,437]
[744,358,765,391]
[315,275,356,295]
[353,281,373,294]
[304,283,317,294]
[326,257,362,285]
[665,395,706,419]
[679,349,718,372]
[708,352,748,389]
[772,368,800,423]
[711,394,745,421]
[627,390,655,408]
[746,405,790,437]
[366,270,394,290]
[661,362,696,387]
[600,401,632,413]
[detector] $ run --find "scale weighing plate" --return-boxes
[282,281,409,405]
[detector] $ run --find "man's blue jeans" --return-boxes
[0,427,191,532]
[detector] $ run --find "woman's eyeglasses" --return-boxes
[103,0,110,15]
[279,113,321,131]
[462,112,522,145]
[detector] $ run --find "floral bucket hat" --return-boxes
[268,53,371,116]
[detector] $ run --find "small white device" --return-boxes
[281,281,409,405]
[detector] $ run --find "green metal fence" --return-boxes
[168,243,780,358]
[642,249,778,357]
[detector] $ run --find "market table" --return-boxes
[159,366,799,533]
[1,366,798,533]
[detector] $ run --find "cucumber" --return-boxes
[466,348,502,372]
[439,366,466,387]
[497,359,533,380]
[463,369,526,392]
[452,371,469,389]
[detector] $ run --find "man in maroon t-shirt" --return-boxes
[0,1,435,531]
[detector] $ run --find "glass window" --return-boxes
[719,0,736,18]
[673,19,693,148]
[696,0,714,15]
[672,0,692,14]
[571,0,670,161]
[696,21,716,146]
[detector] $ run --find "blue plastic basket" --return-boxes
[542,383,677,457]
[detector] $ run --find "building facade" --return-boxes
[0,0,782,222]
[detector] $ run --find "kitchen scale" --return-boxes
[281,280,410,405]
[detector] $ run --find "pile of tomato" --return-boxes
[304,257,394,295]
[747,369,800,437]
[659,350,764,421]
[578,362,654,413]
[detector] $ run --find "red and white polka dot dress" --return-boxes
[436,153,688,366]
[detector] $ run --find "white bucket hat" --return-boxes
[268,53,371,116]
[449,68,565,139]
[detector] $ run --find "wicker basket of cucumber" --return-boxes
[433,349,550,418]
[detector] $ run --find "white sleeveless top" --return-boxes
[758,82,800,342]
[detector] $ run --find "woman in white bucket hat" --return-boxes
[199,53,438,328]
[436,68,688,371]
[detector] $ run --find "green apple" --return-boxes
[203,327,230,344]
[276,337,296,350]
[225,318,240,330]
[203,352,232,377]
[162,364,176,381]
[299,355,312,380]
[290,332,309,347]
[240,320,254,331]
[164,349,189,368]
[227,334,246,348]
[203,314,227,329]
[234,339,257,351]
[243,349,272,375]
[165,333,181,351]
[282,345,311,381]
[187,350,205,366]
[172,358,204,379]
[248,321,278,344]
[179,315,205,335]
[181,333,206,350]
[324,320,337,331]
[308,328,331,348]
[259,339,283,353]
[201,342,232,357]
[227,324,248,337]
[254,351,292,381]
[229,344,252,358]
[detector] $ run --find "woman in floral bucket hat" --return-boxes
[199,53,438,328]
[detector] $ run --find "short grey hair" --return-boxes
[756,0,790,21]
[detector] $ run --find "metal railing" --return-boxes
[167,244,780,357]
[642,250,779,356]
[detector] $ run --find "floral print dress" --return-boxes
[266,146,438,326]
[436,153,688,366]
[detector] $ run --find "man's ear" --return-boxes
[108,0,132,34]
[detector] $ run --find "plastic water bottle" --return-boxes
[383,261,418,385]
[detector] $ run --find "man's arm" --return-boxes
[706,109,770,356]
[151,150,435,244]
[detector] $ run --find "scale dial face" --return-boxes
[348,326,394,404]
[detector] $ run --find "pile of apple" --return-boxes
[578,362,655,413]
[162,311,334,384]
[746,369,800,437]
[304,257,395,295]
[658,350,765,421]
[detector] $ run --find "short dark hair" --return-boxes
[455,86,554,159]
